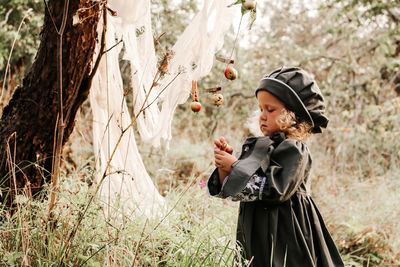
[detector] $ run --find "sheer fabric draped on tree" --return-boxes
[89,0,237,217]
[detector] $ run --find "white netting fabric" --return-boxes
[90,0,237,217]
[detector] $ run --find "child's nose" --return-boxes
[260,111,268,120]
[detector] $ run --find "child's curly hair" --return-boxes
[276,109,312,141]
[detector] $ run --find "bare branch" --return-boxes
[228,92,253,99]
[142,71,183,111]
[88,6,107,81]
[103,39,123,54]
[43,0,58,32]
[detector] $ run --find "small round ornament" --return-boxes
[210,93,224,106]
[224,67,238,80]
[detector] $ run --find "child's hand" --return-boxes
[214,137,225,149]
[214,144,237,173]
[214,137,233,154]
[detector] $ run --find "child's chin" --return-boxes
[261,129,270,136]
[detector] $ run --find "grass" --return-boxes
[1,106,400,266]
[1,82,400,266]
[1,139,399,266]
[0,159,242,266]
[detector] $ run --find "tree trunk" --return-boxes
[0,0,101,202]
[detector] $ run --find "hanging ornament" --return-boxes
[242,0,257,11]
[224,66,238,80]
[190,80,202,112]
[216,55,238,80]
[205,87,224,106]
[190,102,202,112]
[210,93,224,106]
[228,0,257,30]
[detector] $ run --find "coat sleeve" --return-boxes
[261,139,311,203]
[208,139,311,203]
[207,168,268,201]
[207,136,275,199]
[207,168,223,198]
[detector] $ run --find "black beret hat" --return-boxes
[255,67,329,133]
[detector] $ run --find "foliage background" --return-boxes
[0,0,399,266]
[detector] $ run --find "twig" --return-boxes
[48,0,70,219]
[58,3,106,265]
[129,174,198,255]
[300,55,347,65]
[228,92,253,99]
[132,219,149,267]
[0,9,32,104]
[104,39,123,54]
[75,13,99,25]
[49,112,59,194]
[154,32,166,44]
[43,0,58,32]
[62,53,175,260]
[154,32,166,52]
[88,7,108,82]
[74,0,105,14]
[142,71,182,111]
[6,133,28,262]
[59,0,69,35]
[63,61,90,124]
[62,19,181,262]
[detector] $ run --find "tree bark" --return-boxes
[0,0,101,201]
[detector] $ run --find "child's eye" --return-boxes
[267,108,275,112]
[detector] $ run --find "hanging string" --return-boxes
[229,14,243,62]
[215,13,244,91]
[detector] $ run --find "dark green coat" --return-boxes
[208,134,344,267]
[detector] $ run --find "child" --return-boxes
[208,67,344,266]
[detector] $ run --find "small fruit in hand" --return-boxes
[220,142,227,150]
[220,140,233,154]
[224,67,238,80]
[242,0,256,10]
[210,93,224,106]
[190,101,202,112]
[224,144,233,154]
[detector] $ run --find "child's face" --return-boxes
[257,90,285,136]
